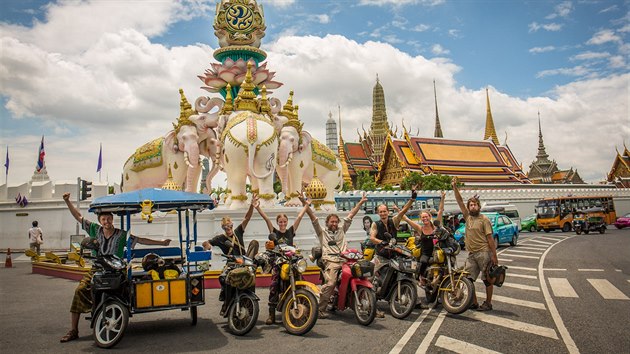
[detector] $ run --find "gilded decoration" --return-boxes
[311,139,338,171]
[214,0,266,48]
[221,111,277,154]
[129,137,164,172]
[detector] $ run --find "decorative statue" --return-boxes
[276,92,343,211]
[121,89,223,193]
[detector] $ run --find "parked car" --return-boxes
[454,212,519,248]
[614,213,630,229]
[521,214,540,232]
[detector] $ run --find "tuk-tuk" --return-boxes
[86,188,214,348]
[572,207,606,235]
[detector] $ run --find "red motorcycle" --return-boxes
[315,248,377,326]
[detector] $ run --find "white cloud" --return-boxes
[545,1,573,19]
[618,24,630,33]
[608,55,626,68]
[599,5,618,14]
[586,29,622,45]
[529,46,556,53]
[447,29,460,38]
[359,0,445,6]
[411,24,430,32]
[535,65,590,78]
[431,44,449,55]
[309,14,330,24]
[263,0,296,7]
[528,22,563,33]
[570,51,610,61]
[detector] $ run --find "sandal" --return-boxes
[60,329,79,343]
[478,301,492,311]
[468,302,479,310]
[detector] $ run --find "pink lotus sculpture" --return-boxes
[198,58,282,96]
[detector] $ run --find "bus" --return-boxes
[334,192,442,215]
[535,196,616,232]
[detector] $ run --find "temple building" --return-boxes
[527,114,584,184]
[325,111,338,154]
[607,144,630,188]
[340,78,530,186]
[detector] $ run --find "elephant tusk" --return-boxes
[277,151,293,168]
[184,151,195,169]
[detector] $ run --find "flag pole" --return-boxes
[97,143,102,183]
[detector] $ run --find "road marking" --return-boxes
[537,236,565,242]
[416,310,446,354]
[477,293,546,310]
[506,249,544,255]
[500,253,539,259]
[548,278,579,298]
[536,235,566,239]
[587,279,630,300]
[502,282,540,291]
[544,268,567,271]
[539,237,580,354]
[509,266,537,272]
[389,304,435,354]
[516,246,549,251]
[435,335,503,354]
[578,269,604,272]
[615,269,622,272]
[459,311,558,339]
[509,273,537,280]
[527,239,555,246]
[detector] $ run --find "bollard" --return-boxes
[4,248,13,268]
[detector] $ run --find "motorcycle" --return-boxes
[221,253,260,336]
[572,207,607,235]
[423,222,474,314]
[373,237,419,319]
[312,243,378,326]
[261,235,319,336]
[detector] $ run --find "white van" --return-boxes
[481,202,521,230]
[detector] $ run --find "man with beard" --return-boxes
[452,177,498,311]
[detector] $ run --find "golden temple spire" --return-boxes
[484,87,499,145]
[234,62,258,113]
[222,83,234,114]
[280,90,296,120]
[281,90,303,133]
[337,104,352,185]
[259,85,270,113]
[433,80,443,138]
[173,89,196,132]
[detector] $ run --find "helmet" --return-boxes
[488,264,507,287]
[142,253,164,272]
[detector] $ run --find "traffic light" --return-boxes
[81,179,92,200]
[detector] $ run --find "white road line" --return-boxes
[516,246,549,251]
[497,258,513,262]
[527,239,555,246]
[536,236,565,242]
[389,305,435,354]
[578,269,604,272]
[416,310,446,354]
[505,249,544,255]
[500,253,539,259]
[477,293,546,310]
[587,279,630,300]
[509,266,537,272]
[539,237,580,354]
[509,273,538,280]
[459,311,558,339]
[536,235,566,239]
[548,278,579,298]
[435,335,503,354]
[615,269,622,272]
[544,268,567,271]
[502,282,540,291]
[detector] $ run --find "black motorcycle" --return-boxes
[220,253,260,336]
[373,234,419,319]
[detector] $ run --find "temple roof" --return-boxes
[607,144,630,183]
[343,142,376,175]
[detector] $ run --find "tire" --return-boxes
[599,226,606,234]
[425,283,438,304]
[562,223,571,232]
[494,236,499,248]
[584,229,590,234]
[509,234,518,247]
[529,225,536,233]
[281,288,318,336]
[227,293,259,336]
[440,277,474,315]
[575,228,582,235]
[93,300,129,349]
[353,286,377,326]
[389,281,417,319]
[190,306,197,326]
[544,229,551,233]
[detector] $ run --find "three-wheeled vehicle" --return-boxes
[572,207,607,235]
[86,188,214,348]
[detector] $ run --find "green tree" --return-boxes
[356,170,377,191]
[382,184,394,191]
[400,172,423,190]
[108,186,115,195]
[421,174,453,190]
[342,181,353,192]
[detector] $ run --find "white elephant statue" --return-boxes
[277,124,343,211]
[122,90,223,193]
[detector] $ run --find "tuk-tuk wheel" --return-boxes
[599,226,606,234]
[190,306,198,325]
[93,300,129,348]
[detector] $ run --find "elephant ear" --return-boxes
[164,130,178,153]
[299,130,312,152]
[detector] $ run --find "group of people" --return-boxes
[59,175,500,342]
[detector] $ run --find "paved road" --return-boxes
[1,228,628,353]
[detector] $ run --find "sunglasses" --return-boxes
[222,224,234,230]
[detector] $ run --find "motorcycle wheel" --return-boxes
[441,277,474,315]
[389,281,417,319]
[93,300,129,349]
[281,289,318,336]
[425,283,438,304]
[190,306,197,326]
[227,293,259,336]
[575,228,582,235]
[353,286,377,326]
[599,226,606,234]
[584,229,590,234]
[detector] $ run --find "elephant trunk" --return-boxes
[183,143,200,169]
[277,140,294,168]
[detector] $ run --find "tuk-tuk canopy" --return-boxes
[89,188,215,215]
[576,207,605,214]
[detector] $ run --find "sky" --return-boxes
[0,0,628,189]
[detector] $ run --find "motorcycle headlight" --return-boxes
[296,259,307,273]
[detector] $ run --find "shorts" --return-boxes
[464,251,492,282]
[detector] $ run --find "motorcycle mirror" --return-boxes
[80,237,99,250]
[383,232,392,241]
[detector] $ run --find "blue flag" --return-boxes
[97,143,102,173]
[36,135,45,172]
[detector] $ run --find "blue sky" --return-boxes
[0,0,628,187]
